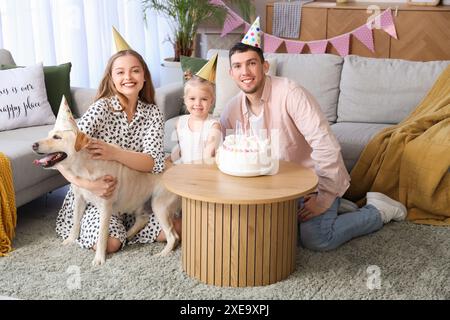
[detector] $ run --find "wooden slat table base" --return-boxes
[182,198,298,287]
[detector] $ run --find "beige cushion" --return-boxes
[210,50,277,118]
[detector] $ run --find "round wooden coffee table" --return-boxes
[162,160,318,287]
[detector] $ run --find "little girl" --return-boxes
[171,75,222,164]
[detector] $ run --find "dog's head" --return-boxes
[32,96,90,169]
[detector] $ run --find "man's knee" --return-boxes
[299,223,336,252]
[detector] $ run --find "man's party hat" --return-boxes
[241,17,262,49]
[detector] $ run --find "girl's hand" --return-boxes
[298,194,328,222]
[86,175,117,199]
[86,139,121,161]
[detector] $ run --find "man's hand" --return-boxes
[87,175,117,199]
[298,194,328,222]
[86,139,121,161]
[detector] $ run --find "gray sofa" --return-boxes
[161,50,449,172]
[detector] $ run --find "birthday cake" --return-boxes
[216,135,277,177]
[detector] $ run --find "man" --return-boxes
[220,36,407,251]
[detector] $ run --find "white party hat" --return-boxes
[54,96,77,132]
[241,17,262,49]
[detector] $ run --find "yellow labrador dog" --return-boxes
[32,97,180,266]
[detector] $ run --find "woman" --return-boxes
[56,50,181,253]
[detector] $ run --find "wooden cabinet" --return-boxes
[266,2,450,61]
[389,11,450,61]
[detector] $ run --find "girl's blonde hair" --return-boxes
[183,75,215,100]
[96,50,155,107]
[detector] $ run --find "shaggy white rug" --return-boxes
[1,186,449,300]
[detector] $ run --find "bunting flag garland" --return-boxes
[210,0,398,57]
[353,24,375,52]
[264,33,284,53]
[244,22,251,33]
[308,40,328,54]
[329,33,350,57]
[221,9,244,37]
[380,8,398,39]
[285,40,305,54]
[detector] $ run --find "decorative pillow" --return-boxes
[0,63,56,131]
[213,55,277,118]
[1,62,72,116]
[180,56,208,82]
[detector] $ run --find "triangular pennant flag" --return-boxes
[263,33,283,53]
[285,40,305,54]
[380,9,398,39]
[195,53,218,84]
[352,24,375,52]
[244,22,251,33]
[241,17,262,49]
[221,10,244,37]
[54,96,77,132]
[330,34,350,57]
[307,40,328,54]
[112,26,131,52]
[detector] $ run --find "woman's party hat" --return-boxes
[112,26,131,52]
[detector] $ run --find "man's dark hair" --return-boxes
[229,42,265,64]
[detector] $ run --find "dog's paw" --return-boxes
[62,237,76,246]
[154,241,178,257]
[153,251,166,257]
[92,256,106,266]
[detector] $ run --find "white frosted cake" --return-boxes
[216,135,277,176]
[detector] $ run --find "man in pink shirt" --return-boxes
[220,42,407,251]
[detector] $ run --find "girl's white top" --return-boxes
[176,114,219,164]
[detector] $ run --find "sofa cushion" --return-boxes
[0,64,56,131]
[338,55,449,124]
[331,122,392,172]
[1,62,73,116]
[0,124,62,193]
[264,53,343,123]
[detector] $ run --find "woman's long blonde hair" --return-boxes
[95,50,155,107]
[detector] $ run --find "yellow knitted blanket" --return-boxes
[0,152,16,256]
[346,65,450,225]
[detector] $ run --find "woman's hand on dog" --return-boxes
[56,165,117,199]
[88,175,117,199]
[87,139,121,161]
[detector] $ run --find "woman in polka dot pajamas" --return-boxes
[56,50,181,253]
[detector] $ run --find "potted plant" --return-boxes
[142,0,254,62]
